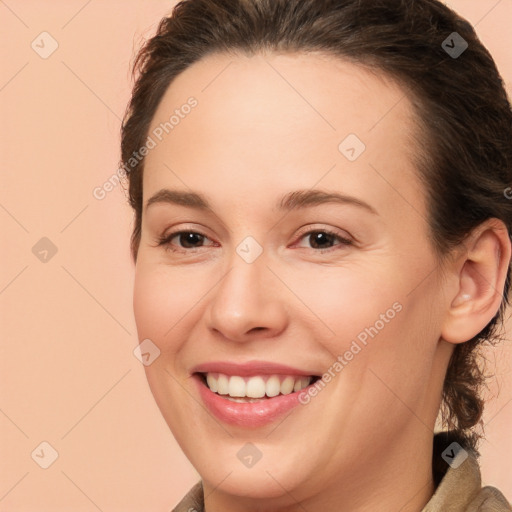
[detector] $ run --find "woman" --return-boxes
[120,0,512,510]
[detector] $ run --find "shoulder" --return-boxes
[171,481,204,512]
[423,431,512,511]
[466,486,512,512]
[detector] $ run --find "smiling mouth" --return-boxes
[196,372,321,402]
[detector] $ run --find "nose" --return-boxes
[205,256,289,342]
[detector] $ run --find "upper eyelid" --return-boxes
[163,225,348,239]
[294,224,351,239]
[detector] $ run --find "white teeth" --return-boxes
[246,376,266,398]
[217,374,229,395]
[225,396,263,403]
[266,375,281,397]
[206,373,218,393]
[228,376,246,397]
[294,376,310,392]
[281,376,295,395]
[203,373,314,398]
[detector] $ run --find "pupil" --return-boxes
[181,232,203,248]
[311,232,333,249]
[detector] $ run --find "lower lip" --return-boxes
[194,374,310,428]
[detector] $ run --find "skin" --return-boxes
[132,51,511,512]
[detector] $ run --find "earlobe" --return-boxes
[441,219,511,344]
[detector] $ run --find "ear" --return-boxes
[441,218,511,344]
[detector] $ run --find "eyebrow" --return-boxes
[145,188,378,215]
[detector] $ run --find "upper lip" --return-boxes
[191,360,319,377]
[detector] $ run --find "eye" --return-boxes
[155,227,353,253]
[295,228,353,251]
[156,230,216,252]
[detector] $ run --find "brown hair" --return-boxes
[120,0,512,452]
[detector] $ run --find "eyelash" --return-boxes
[155,227,353,254]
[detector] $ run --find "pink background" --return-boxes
[1,1,511,509]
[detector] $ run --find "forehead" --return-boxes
[142,51,423,216]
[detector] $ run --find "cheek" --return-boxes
[132,264,203,435]
[294,264,437,387]
[133,263,204,350]
[289,266,402,346]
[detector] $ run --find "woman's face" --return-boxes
[133,52,453,502]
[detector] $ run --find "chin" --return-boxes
[190,450,314,500]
